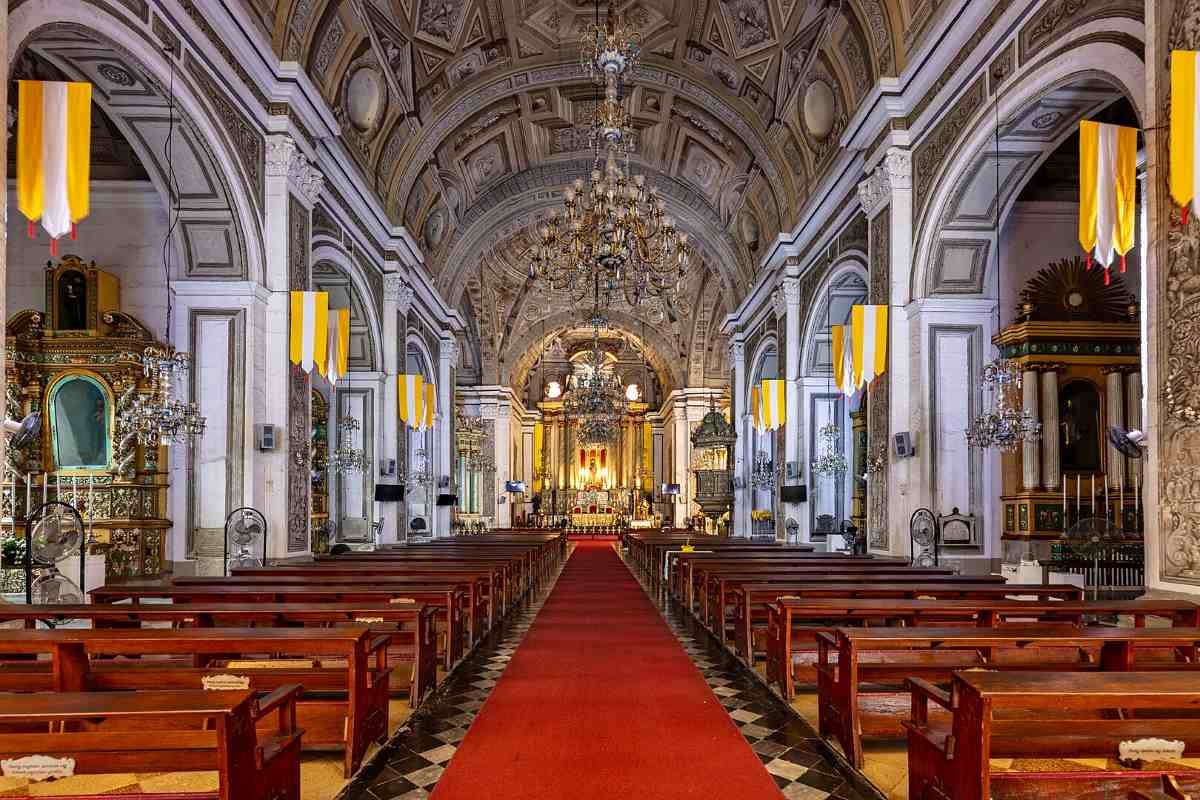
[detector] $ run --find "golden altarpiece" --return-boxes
[2,257,172,585]
[998,258,1142,546]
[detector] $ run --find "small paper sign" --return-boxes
[202,674,250,690]
[389,597,416,604]
[2,755,76,781]
[225,659,313,670]
[1119,738,1186,762]
[355,617,385,623]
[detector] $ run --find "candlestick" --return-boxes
[1103,476,1109,521]
[72,476,77,511]
[24,473,30,521]
[1061,480,1066,529]
[87,475,95,544]
[1076,474,1081,517]
[42,473,48,507]
[1134,470,1139,520]
[1090,474,1095,515]
[1118,468,1124,532]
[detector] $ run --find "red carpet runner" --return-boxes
[430,540,785,799]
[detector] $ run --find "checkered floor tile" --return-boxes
[338,546,571,800]
[620,547,874,800]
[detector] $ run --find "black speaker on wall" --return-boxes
[780,484,808,503]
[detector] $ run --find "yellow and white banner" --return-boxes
[1079,120,1136,284]
[750,384,761,432]
[850,304,888,389]
[831,324,857,397]
[758,379,786,432]
[1171,50,1200,222]
[289,291,329,375]
[326,308,350,384]
[399,374,436,430]
[17,80,92,250]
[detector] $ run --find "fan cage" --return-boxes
[23,501,86,605]
[223,506,268,575]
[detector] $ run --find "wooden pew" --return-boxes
[765,596,1200,687]
[317,549,534,603]
[0,686,303,800]
[741,582,1084,677]
[672,551,908,601]
[818,626,1200,769]
[0,602,437,706]
[0,627,390,776]
[905,671,1200,800]
[697,568,1002,628]
[90,582,469,669]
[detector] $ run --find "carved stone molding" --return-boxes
[267,135,324,207]
[780,276,802,306]
[867,208,891,550]
[858,147,912,218]
[772,289,787,319]
[441,339,459,365]
[883,148,912,190]
[384,274,414,316]
[728,339,746,365]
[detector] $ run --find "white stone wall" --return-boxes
[7,183,171,333]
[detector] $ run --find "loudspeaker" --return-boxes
[780,484,808,503]
[255,423,277,451]
[894,431,915,458]
[374,483,404,502]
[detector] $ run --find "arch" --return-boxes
[801,255,869,378]
[405,332,434,380]
[504,310,684,395]
[749,334,780,386]
[312,238,384,372]
[10,5,266,285]
[911,32,1145,303]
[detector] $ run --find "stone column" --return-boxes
[379,276,411,544]
[259,135,322,558]
[729,339,749,537]
[1104,368,1125,489]
[494,403,512,527]
[1040,368,1062,489]
[850,410,867,533]
[857,147,912,554]
[781,274,803,531]
[1022,368,1041,490]
[433,339,456,536]
[673,404,690,527]
[1125,370,1142,487]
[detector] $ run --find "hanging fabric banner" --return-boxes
[850,305,889,389]
[831,324,857,397]
[1078,119,1137,285]
[17,80,93,253]
[398,374,425,429]
[1170,50,1200,222]
[758,379,786,431]
[750,384,762,432]
[423,382,436,431]
[289,291,329,374]
[325,308,350,384]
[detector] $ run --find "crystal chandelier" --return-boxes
[126,345,206,446]
[530,7,689,310]
[965,358,1041,451]
[330,416,366,475]
[407,448,433,488]
[750,450,776,489]
[811,423,847,476]
[564,324,626,446]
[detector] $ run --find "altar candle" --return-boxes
[1134,470,1140,518]
[1090,474,1095,514]
[24,473,31,519]
[1076,474,1081,516]
[72,476,77,510]
[42,473,47,506]
[1118,468,1124,530]
[88,475,95,542]
[1061,480,1066,525]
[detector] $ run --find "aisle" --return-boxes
[429,540,785,799]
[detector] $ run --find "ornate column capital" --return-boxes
[728,339,746,366]
[384,274,414,315]
[780,276,802,306]
[440,339,459,365]
[267,134,324,207]
[772,289,787,319]
[857,147,911,218]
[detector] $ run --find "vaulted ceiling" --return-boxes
[258,0,910,389]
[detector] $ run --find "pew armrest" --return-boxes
[253,683,303,720]
[906,677,951,727]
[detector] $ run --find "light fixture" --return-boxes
[625,383,640,401]
[407,448,433,488]
[563,321,626,446]
[330,416,367,475]
[811,422,847,477]
[750,450,777,489]
[545,380,562,399]
[455,410,495,474]
[580,3,640,84]
[965,359,1041,451]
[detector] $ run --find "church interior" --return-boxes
[0,0,1199,798]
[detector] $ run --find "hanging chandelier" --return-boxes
[330,416,367,475]
[564,323,626,445]
[811,423,847,476]
[750,450,777,489]
[530,5,689,311]
[126,345,205,446]
[455,411,495,473]
[965,358,1041,451]
[407,448,433,488]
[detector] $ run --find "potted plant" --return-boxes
[1,537,27,570]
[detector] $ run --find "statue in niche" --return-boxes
[51,376,109,468]
[1059,381,1100,474]
[57,270,87,330]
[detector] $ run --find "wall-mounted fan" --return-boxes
[2,411,41,449]
[224,507,267,574]
[909,507,939,567]
[24,501,86,606]
[1107,426,1146,459]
